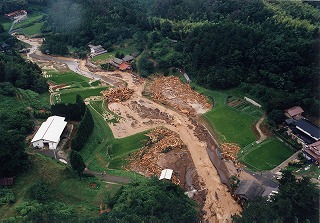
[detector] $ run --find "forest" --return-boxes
[5,0,316,121]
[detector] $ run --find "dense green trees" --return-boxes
[106,178,199,222]
[69,150,86,177]
[71,107,94,151]
[51,95,86,121]
[233,170,319,223]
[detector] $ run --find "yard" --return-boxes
[238,137,294,171]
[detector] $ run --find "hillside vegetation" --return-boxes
[33,0,319,121]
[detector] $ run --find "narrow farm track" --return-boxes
[20,35,241,222]
[255,114,267,143]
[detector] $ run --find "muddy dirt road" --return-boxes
[19,35,241,222]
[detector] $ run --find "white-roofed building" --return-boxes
[31,116,67,150]
[159,169,173,180]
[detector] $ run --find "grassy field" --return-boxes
[80,107,148,180]
[58,86,107,103]
[0,154,121,220]
[195,85,260,147]
[18,22,44,36]
[238,137,294,171]
[204,107,257,147]
[47,71,89,85]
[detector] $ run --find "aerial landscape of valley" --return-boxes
[0,0,319,222]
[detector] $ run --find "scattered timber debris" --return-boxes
[126,127,186,185]
[103,87,134,103]
[220,143,241,166]
[146,76,212,115]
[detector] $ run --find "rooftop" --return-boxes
[31,116,67,143]
[159,169,173,180]
[285,106,304,117]
[295,119,320,141]
[235,180,264,200]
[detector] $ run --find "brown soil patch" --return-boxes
[146,76,212,116]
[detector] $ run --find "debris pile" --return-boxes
[220,143,241,165]
[103,87,134,103]
[147,76,212,115]
[126,127,186,185]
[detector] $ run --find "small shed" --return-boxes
[235,180,264,201]
[159,169,173,180]
[113,58,123,65]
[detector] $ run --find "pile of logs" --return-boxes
[126,127,184,185]
[147,76,211,115]
[220,143,241,164]
[103,87,134,103]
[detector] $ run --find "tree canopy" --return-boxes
[106,178,200,222]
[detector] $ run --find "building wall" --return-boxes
[32,140,44,148]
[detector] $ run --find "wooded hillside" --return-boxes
[34,0,319,119]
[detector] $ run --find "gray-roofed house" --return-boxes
[123,55,134,62]
[235,180,264,201]
[295,119,320,143]
[113,58,123,65]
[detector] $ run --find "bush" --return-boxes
[28,180,51,202]
[0,189,16,205]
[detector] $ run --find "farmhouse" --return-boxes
[122,55,134,62]
[285,106,304,119]
[31,116,67,150]
[290,119,320,144]
[235,180,264,201]
[4,10,27,20]
[303,141,320,164]
[88,44,108,58]
[110,57,132,71]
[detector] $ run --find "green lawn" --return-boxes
[18,22,44,36]
[0,154,120,220]
[47,71,89,85]
[59,86,107,103]
[193,84,261,147]
[204,107,257,147]
[239,137,294,171]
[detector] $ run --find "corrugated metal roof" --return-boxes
[31,116,67,143]
[159,169,173,180]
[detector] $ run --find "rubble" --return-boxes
[102,87,134,103]
[220,143,241,167]
[146,76,212,116]
[126,127,187,185]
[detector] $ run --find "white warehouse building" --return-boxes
[31,116,67,150]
